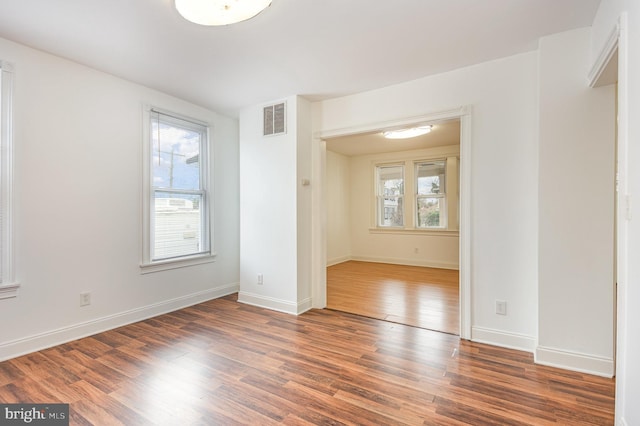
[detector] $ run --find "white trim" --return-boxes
[237,291,311,315]
[314,107,470,140]
[326,256,350,267]
[458,111,472,340]
[0,282,19,299]
[296,297,313,314]
[140,252,217,274]
[311,139,327,309]
[535,345,615,378]
[141,104,152,265]
[585,12,627,422]
[368,228,459,237]
[149,106,209,128]
[0,61,17,294]
[614,12,629,426]
[0,61,14,73]
[350,255,458,270]
[0,282,239,362]
[588,23,620,88]
[140,104,213,271]
[472,326,536,353]
[312,106,472,338]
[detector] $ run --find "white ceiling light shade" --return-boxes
[383,125,433,139]
[175,0,272,26]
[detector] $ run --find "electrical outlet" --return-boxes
[257,274,263,285]
[80,292,91,307]
[495,300,507,315]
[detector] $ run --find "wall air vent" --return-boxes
[263,102,286,136]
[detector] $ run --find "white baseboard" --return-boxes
[0,282,239,362]
[535,345,614,378]
[349,255,459,270]
[238,291,309,315]
[472,326,536,353]
[326,256,350,267]
[296,297,313,314]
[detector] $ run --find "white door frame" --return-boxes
[587,12,628,422]
[310,106,473,339]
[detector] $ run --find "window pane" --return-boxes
[152,119,201,190]
[378,165,404,196]
[377,165,404,227]
[153,192,203,260]
[379,196,403,227]
[417,161,445,195]
[417,197,445,228]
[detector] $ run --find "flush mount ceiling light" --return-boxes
[175,0,272,26]
[383,125,433,139]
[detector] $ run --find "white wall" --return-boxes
[537,28,616,376]
[238,95,312,314]
[347,147,459,270]
[326,150,351,265]
[0,36,240,360]
[296,97,313,307]
[591,1,640,423]
[313,51,540,352]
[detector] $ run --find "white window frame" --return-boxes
[0,61,19,299]
[415,160,447,229]
[371,153,459,236]
[140,105,216,273]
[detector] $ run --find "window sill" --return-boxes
[369,227,459,237]
[0,282,20,300]
[140,252,217,274]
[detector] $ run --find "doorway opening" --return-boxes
[313,108,472,338]
[588,20,622,378]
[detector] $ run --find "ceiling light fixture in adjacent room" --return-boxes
[175,0,272,26]
[383,125,433,139]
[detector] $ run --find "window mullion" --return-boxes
[153,188,204,196]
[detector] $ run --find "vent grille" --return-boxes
[263,102,286,136]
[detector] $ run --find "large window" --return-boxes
[377,165,404,227]
[416,161,446,228]
[0,61,17,298]
[374,156,457,232]
[142,108,211,269]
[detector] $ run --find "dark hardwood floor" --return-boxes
[0,294,614,425]
[327,261,459,334]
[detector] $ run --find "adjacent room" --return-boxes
[325,120,461,335]
[1,0,639,424]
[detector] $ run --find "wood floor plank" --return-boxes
[0,293,614,425]
[327,261,460,334]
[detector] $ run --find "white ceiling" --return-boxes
[0,0,601,117]
[326,119,460,157]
